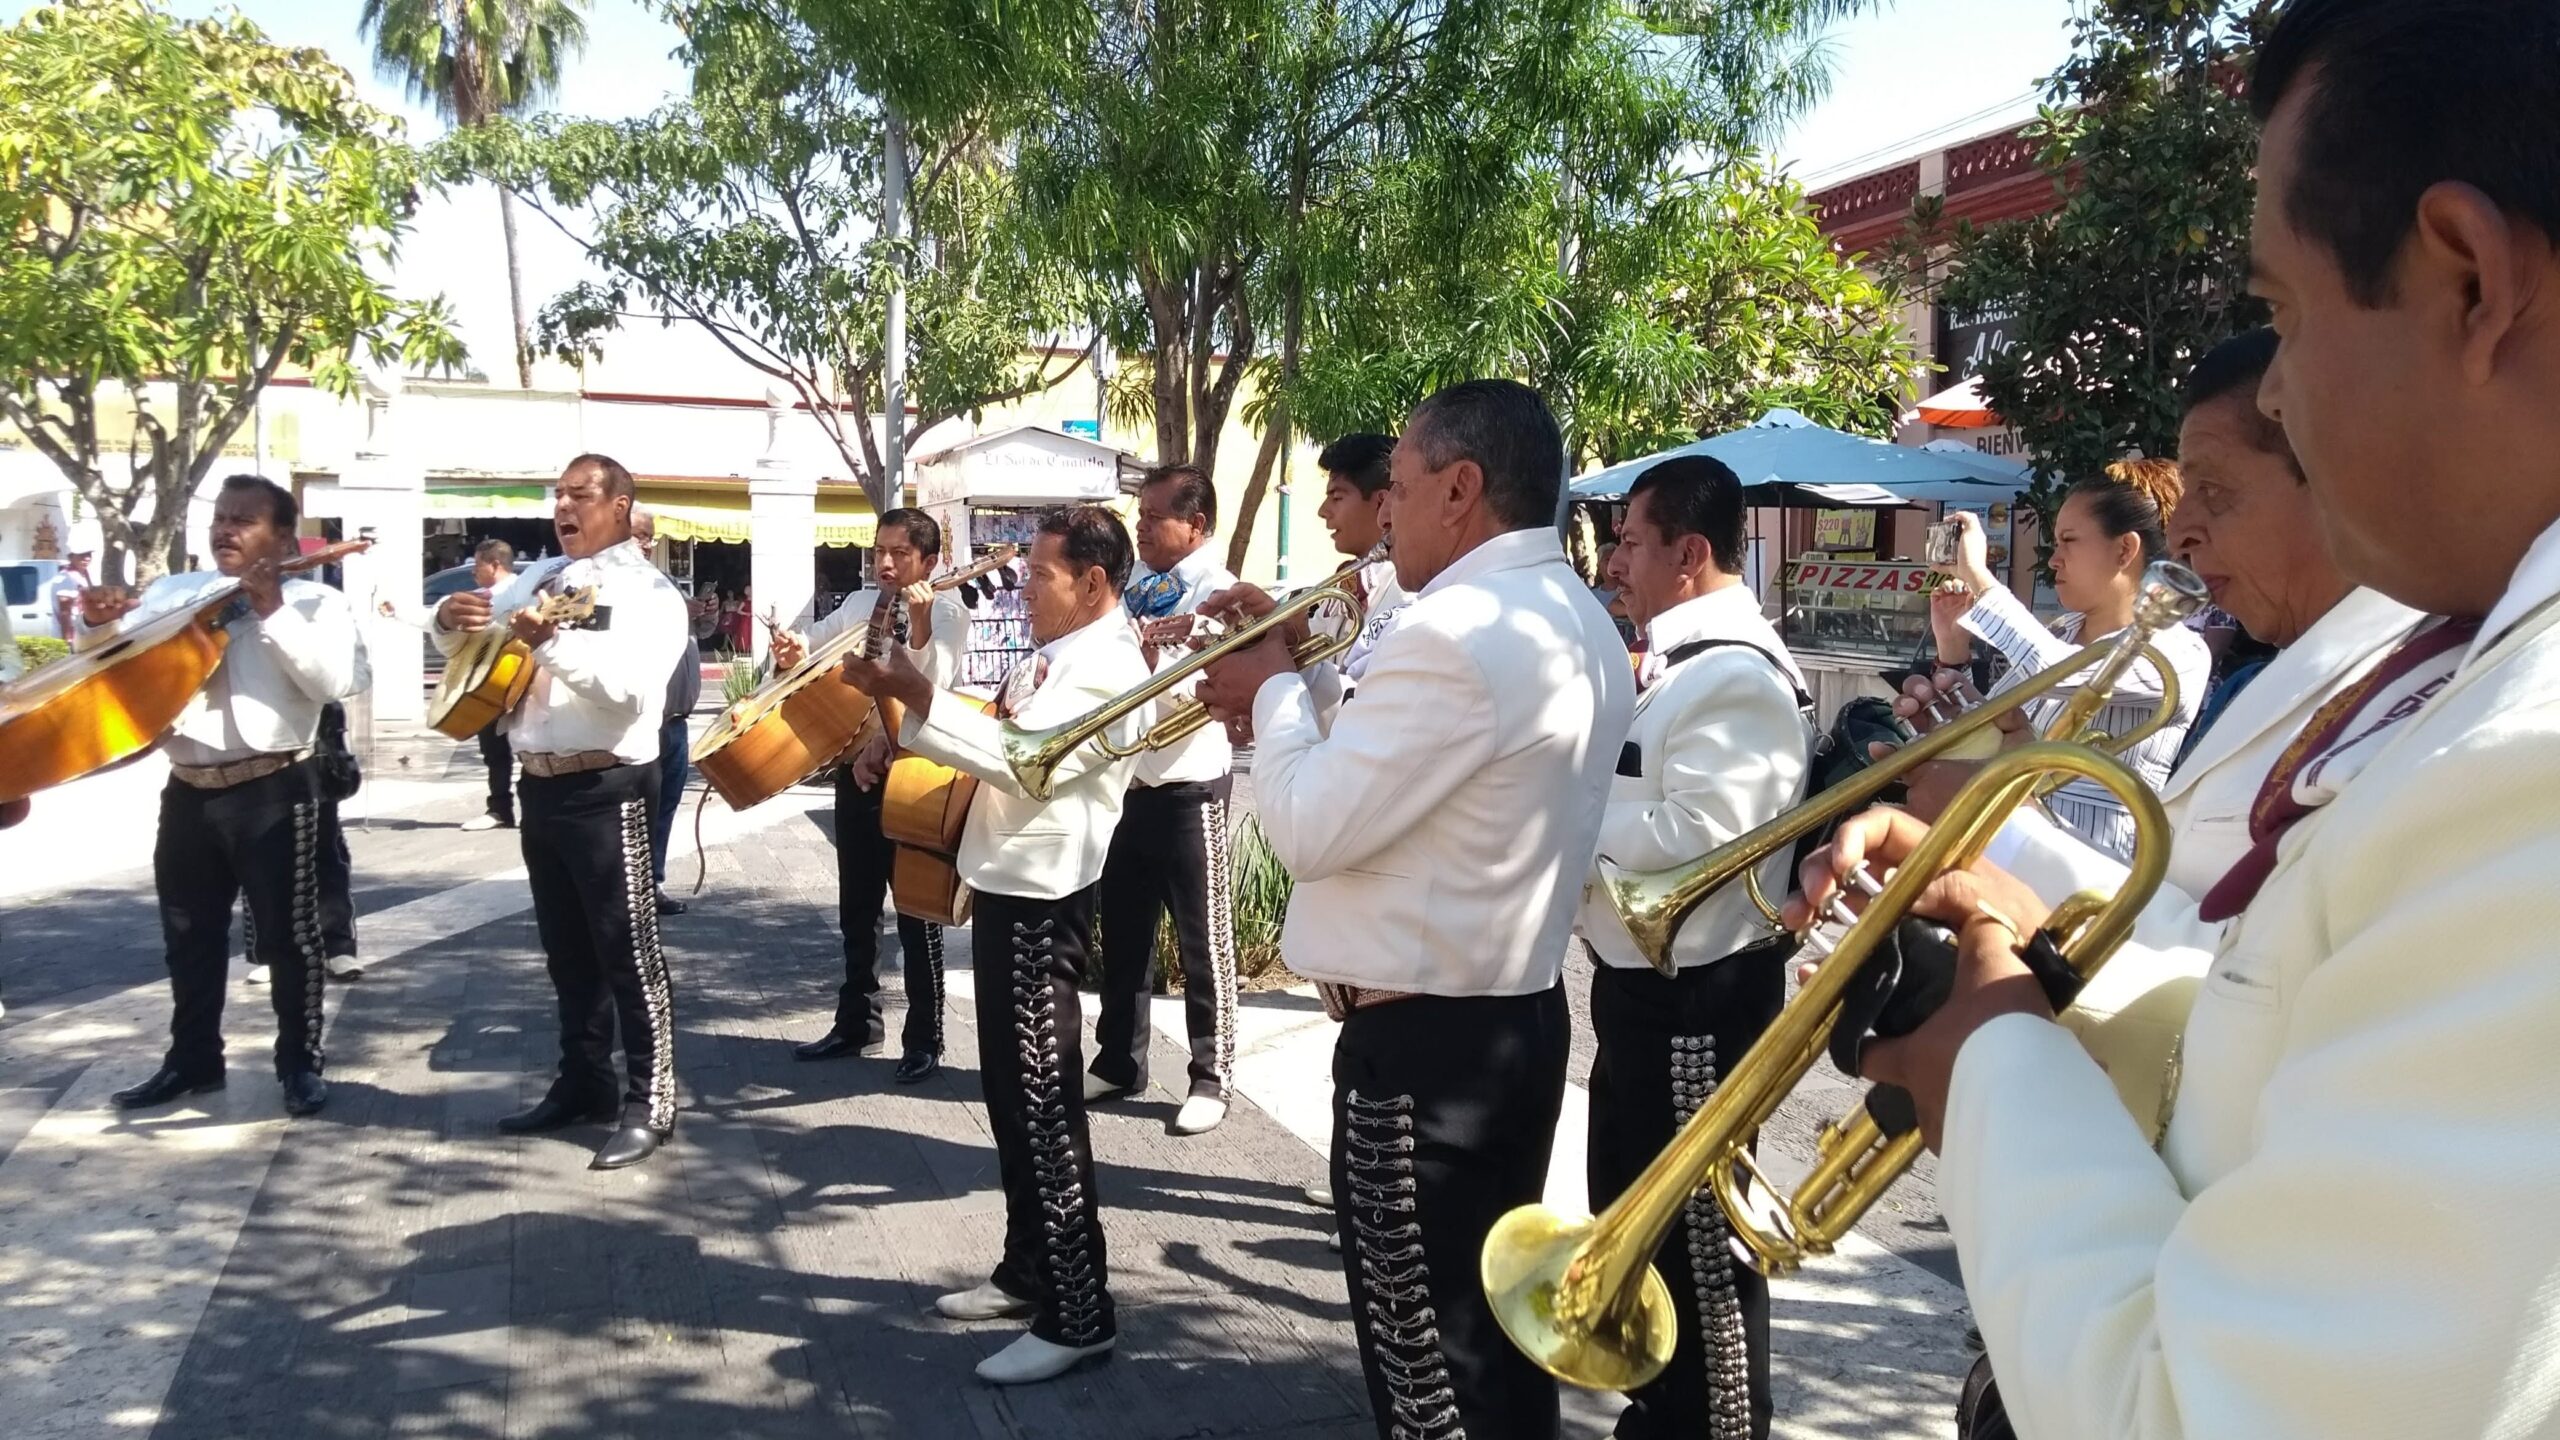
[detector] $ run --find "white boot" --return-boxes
[1303,1184,1334,1208]
[975,1330,1114,1385]
[934,1281,1036,1322]
[326,954,365,980]
[244,963,271,986]
[1169,1093,1227,1136]
[1082,1071,1131,1103]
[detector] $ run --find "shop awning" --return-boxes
[424,483,879,548]
[1910,375,2000,428]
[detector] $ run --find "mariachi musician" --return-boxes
[1196,380,1634,1440]
[1799,5,2560,1434]
[436,454,690,1172]
[1574,454,1814,1440]
[838,504,1151,1387]
[770,505,968,1081]
[1313,432,1407,685]
[1092,464,1243,1136]
[80,476,364,1120]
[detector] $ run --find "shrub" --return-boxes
[14,635,68,673]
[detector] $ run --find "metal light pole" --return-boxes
[881,104,910,509]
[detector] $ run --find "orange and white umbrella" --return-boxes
[1913,375,1999,429]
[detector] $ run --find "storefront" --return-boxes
[421,476,878,592]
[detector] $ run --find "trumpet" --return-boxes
[997,543,1385,801]
[1481,563,2204,1393]
[1601,565,2207,974]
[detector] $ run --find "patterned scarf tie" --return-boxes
[2197,615,2480,921]
[1125,569,1183,620]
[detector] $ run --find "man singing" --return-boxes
[1576,455,1812,1440]
[1197,380,1634,1440]
[1799,4,2560,1435]
[88,476,364,1119]
[437,454,690,1171]
[840,505,1150,1386]
[1091,464,1242,1135]
[772,506,966,1081]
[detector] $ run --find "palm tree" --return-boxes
[361,0,590,388]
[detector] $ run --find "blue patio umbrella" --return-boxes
[1571,409,2028,505]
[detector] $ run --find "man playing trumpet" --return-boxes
[1575,455,1813,1440]
[838,505,1150,1387]
[1799,4,2560,1435]
[1196,380,1634,1440]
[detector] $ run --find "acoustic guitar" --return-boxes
[425,587,601,741]
[0,540,372,805]
[690,547,1018,813]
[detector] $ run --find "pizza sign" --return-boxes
[1785,560,1934,595]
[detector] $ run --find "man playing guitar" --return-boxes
[79,476,365,1120]
[769,506,968,1081]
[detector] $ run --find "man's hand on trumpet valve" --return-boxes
[1785,806,2058,1153]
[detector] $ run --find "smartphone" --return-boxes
[1926,521,1961,568]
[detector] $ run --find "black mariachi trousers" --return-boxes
[519,763,677,1130]
[973,886,1116,1348]
[1585,943,1792,1440]
[477,726,516,824]
[831,769,945,1056]
[154,759,329,1080]
[1091,779,1238,1099]
[1332,985,1570,1440]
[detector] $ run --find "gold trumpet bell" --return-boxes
[1481,1205,1678,1391]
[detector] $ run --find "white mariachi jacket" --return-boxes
[1251,527,1635,997]
[1575,585,1813,972]
[90,571,365,766]
[439,540,690,766]
[1941,519,2560,1440]
[1123,546,1237,788]
[803,585,969,690]
[896,608,1151,903]
[1985,586,2426,1060]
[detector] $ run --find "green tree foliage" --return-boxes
[438,0,1094,513]
[361,0,592,388]
[1920,0,2273,520]
[1001,0,1893,556]
[0,0,465,583]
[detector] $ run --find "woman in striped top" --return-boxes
[1930,461,2212,862]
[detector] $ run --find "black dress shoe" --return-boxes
[591,1124,670,1170]
[497,1092,619,1134]
[112,1065,225,1110]
[281,1071,329,1116]
[893,1051,939,1084]
[793,1030,879,1061]
[655,889,689,916]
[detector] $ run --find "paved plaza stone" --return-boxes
[0,727,1966,1440]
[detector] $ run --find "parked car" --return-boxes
[2,559,66,640]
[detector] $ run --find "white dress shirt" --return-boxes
[0,590,18,681]
[1960,583,2213,861]
[80,572,364,766]
[1250,527,1635,996]
[1577,585,1812,971]
[805,584,970,689]
[1341,554,1410,684]
[1125,545,1238,787]
[45,568,83,640]
[1940,516,2560,1440]
[896,608,1153,901]
[437,540,689,765]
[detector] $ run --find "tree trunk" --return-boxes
[1227,396,1287,577]
[499,187,534,389]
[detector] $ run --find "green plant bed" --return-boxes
[1098,810,1301,994]
[14,635,68,673]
